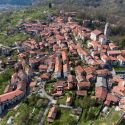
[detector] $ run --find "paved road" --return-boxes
[38,81,57,125]
[38,81,57,104]
[39,101,51,125]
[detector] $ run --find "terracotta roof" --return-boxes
[108,50,121,55]
[30,81,37,87]
[91,29,102,36]
[39,65,48,70]
[75,66,84,74]
[117,55,125,61]
[40,73,50,79]
[112,86,125,96]
[0,90,23,103]
[106,93,118,103]
[48,105,57,122]
[77,81,90,88]
[84,66,95,74]
[95,87,107,100]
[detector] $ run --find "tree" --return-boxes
[67,117,77,125]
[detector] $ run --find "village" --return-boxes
[0,12,125,125]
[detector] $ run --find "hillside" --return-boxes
[51,0,125,25]
[0,0,32,5]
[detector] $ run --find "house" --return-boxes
[109,43,118,50]
[88,41,102,51]
[40,73,50,81]
[54,81,67,91]
[39,64,48,73]
[119,98,125,110]
[107,50,121,57]
[76,74,86,83]
[90,29,102,41]
[95,87,108,101]
[117,55,125,66]
[66,96,72,106]
[67,74,76,89]
[105,93,118,106]
[0,90,24,115]
[99,35,108,45]
[77,44,88,60]
[29,59,39,69]
[75,66,85,76]
[47,105,58,123]
[101,54,110,64]
[54,56,62,78]
[29,81,37,92]
[86,74,96,83]
[77,81,90,90]
[112,86,125,97]
[96,69,111,78]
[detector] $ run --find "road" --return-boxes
[38,81,57,125]
[39,101,51,125]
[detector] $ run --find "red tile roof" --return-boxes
[91,29,102,36]
[95,87,107,100]
[0,90,23,103]
[77,81,90,88]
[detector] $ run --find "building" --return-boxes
[47,105,58,123]
[0,90,24,115]
[90,29,102,41]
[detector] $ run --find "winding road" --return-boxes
[38,81,57,125]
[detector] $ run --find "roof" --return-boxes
[30,81,37,87]
[117,55,125,61]
[91,29,102,36]
[48,106,57,120]
[96,69,111,76]
[84,66,95,74]
[67,74,76,83]
[106,93,118,103]
[75,66,84,74]
[77,81,90,88]
[0,90,23,103]
[39,65,48,70]
[108,50,121,55]
[40,73,50,79]
[99,34,107,39]
[54,81,66,88]
[112,86,125,96]
[95,87,107,100]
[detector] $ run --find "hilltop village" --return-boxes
[0,13,125,124]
